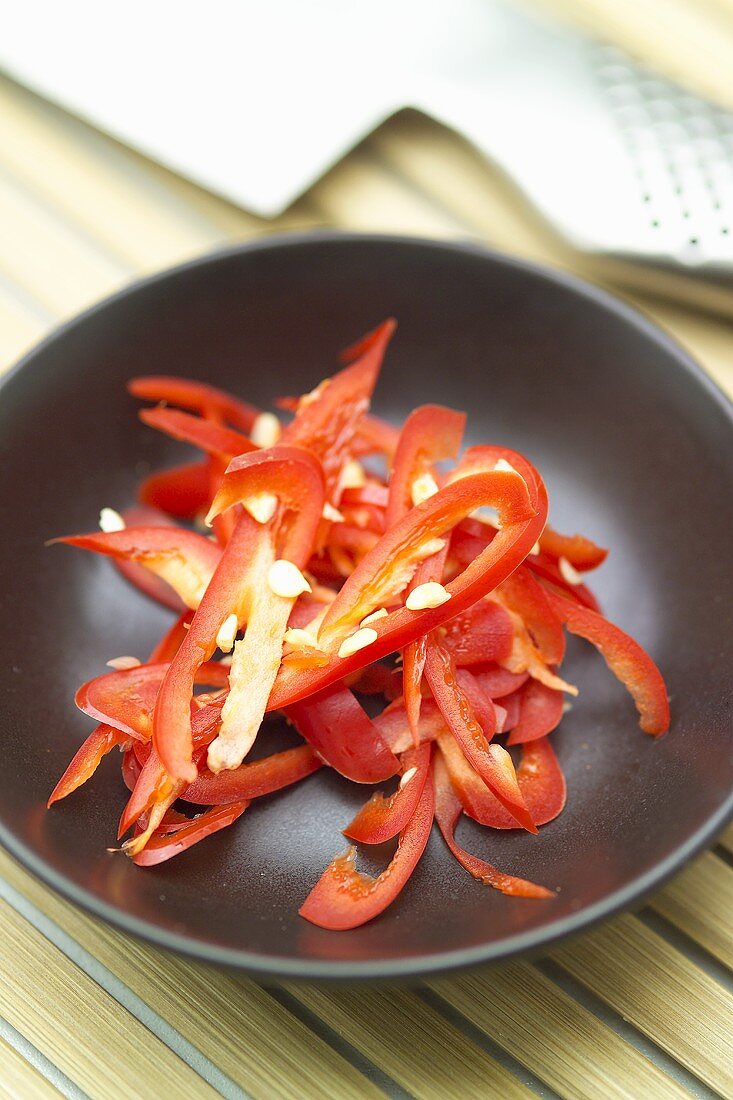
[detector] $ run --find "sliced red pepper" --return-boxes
[343,742,431,844]
[386,403,465,741]
[441,600,514,667]
[130,801,249,866]
[507,679,565,745]
[433,755,552,898]
[438,733,566,828]
[496,687,522,732]
[373,696,448,754]
[54,526,222,611]
[147,611,193,663]
[121,746,142,792]
[299,768,434,930]
[47,725,129,807]
[139,460,212,520]
[76,661,229,741]
[267,455,546,714]
[128,375,259,433]
[286,683,399,783]
[280,319,394,499]
[472,665,529,699]
[139,406,256,460]
[424,638,536,833]
[182,744,322,805]
[384,404,465,529]
[498,570,565,666]
[154,447,325,782]
[547,591,670,735]
[539,525,608,571]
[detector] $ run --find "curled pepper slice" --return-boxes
[433,754,553,898]
[299,767,435,930]
[547,591,670,735]
[128,375,259,433]
[343,742,432,844]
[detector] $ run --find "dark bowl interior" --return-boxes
[1,233,731,980]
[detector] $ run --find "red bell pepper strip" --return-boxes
[279,319,394,499]
[154,447,325,782]
[507,679,565,745]
[122,746,142,792]
[547,591,670,735]
[147,611,193,663]
[438,733,566,828]
[374,696,448,754]
[76,661,229,741]
[109,506,185,613]
[47,725,129,807]
[130,801,250,866]
[496,687,522,732]
[384,404,465,529]
[139,406,256,460]
[472,665,529,699]
[424,637,536,833]
[539,525,608,570]
[311,453,545,655]
[524,555,601,613]
[54,526,222,611]
[128,375,259,433]
[299,769,434,930]
[266,457,546,712]
[286,683,399,783]
[498,570,565,666]
[343,742,431,844]
[139,461,212,520]
[433,754,553,898]
[386,403,465,740]
[441,600,514,667]
[182,745,322,805]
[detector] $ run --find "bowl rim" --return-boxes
[2,229,732,982]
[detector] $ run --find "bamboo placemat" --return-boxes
[0,72,731,1100]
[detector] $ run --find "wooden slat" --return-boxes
[283,982,532,1100]
[0,896,218,1100]
[551,913,733,1096]
[308,151,464,239]
[0,1034,62,1100]
[0,851,382,1100]
[0,171,127,317]
[428,961,689,1100]
[720,822,733,855]
[650,852,733,969]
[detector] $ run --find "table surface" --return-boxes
[0,72,732,1100]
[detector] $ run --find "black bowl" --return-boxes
[1,233,731,981]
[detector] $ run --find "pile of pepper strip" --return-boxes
[48,319,670,930]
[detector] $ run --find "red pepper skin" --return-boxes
[442,600,514,667]
[472,665,529,699]
[525,557,601,613]
[507,679,564,745]
[266,456,547,714]
[128,376,259,433]
[299,769,434,930]
[438,733,566,829]
[280,319,394,498]
[374,696,447,754]
[343,742,432,844]
[386,404,465,741]
[139,406,256,460]
[47,725,128,807]
[287,684,399,783]
[496,687,522,732]
[53,526,222,611]
[499,570,565,666]
[433,755,553,899]
[155,448,325,782]
[182,745,322,805]
[114,556,186,612]
[130,801,249,866]
[424,639,536,833]
[147,611,193,663]
[122,747,142,792]
[547,592,670,735]
[539,526,608,571]
[384,404,465,529]
[338,318,396,365]
[139,461,212,519]
[76,661,229,740]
